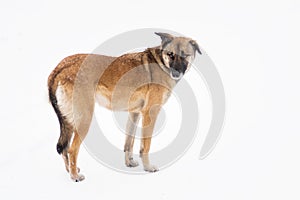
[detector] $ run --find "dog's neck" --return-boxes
[146,47,170,76]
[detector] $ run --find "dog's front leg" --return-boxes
[124,112,140,167]
[140,106,160,172]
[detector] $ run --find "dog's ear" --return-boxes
[190,40,202,55]
[155,32,174,47]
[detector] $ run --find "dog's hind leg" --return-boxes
[62,148,70,172]
[56,112,74,173]
[124,112,140,167]
[62,140,80,173]
[68,130,85,182]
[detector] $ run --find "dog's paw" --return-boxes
[71,174,85,182]
[144,165,159,172]
[125,158,139,168]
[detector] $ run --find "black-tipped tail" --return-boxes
[57,141,67,154]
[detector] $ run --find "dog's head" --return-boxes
[155,32,202,80]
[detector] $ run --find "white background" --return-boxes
[1,0,300,199]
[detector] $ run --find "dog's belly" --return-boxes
[95,85,146,112]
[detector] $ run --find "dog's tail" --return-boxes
[48,68,72,155]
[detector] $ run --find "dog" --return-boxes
[48,32,201,181]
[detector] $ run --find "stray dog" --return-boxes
[48,32,201,181]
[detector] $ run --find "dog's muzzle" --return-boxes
[170,68,183,80]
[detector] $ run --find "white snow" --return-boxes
[1,0,300,200]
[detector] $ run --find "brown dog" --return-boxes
[48,32,201,181]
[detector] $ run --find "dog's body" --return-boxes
[48,33,201,181]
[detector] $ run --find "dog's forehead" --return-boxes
[165,37,195,54]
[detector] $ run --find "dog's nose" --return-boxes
[171,68,181,77]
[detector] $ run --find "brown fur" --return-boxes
[48,33,200,181]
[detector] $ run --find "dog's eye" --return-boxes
[167,52,175,59]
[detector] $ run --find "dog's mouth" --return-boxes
[170,68,183,80]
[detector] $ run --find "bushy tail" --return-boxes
[48,73,71,155]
